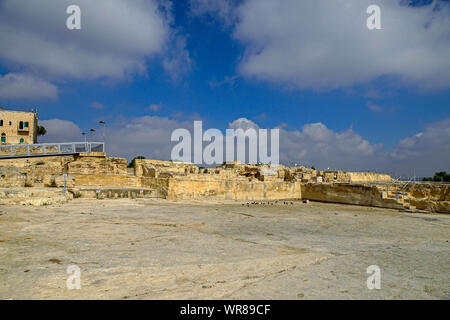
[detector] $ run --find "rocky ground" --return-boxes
[0,199,449,299]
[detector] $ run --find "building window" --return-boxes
[20,138,24,144]
[1,133,6,143]
[0,120,3,126]
[19,121,23,130]
[24,121,29,128]
[9,121,12,126]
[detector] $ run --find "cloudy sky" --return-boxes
[0,0,449,176]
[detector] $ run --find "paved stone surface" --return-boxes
[0,199,449,299]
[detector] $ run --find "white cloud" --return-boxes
[226,117,450,175]
[0,0,189,81]
[190,0,236,26]
[0,73,58,100]
[37,116,192,161]
[91,102,105,110]
[366,101,385,113]
[162,34,192,81]
[107,116,194,161]
[37,116,450,176]
[209,75,239,88]
[228,118,259,131]
[39,119,83,143]
[387,118,450,175]
[192,0,450,91]
[279,122,383,171]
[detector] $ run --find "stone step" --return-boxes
[0,188,71,205]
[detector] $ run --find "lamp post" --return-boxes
[99,121,106,153]
[89,129,95,139]
[99,121,106,141]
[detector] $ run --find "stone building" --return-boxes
[0,108,38,145]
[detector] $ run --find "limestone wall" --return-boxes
[348,172,392,183]
[68,154,127,175]
[0,154,447,213]
[74,174,140,188]
[166,174,301,200]
[302,183,405,210]
[134,159,198,177]
[318,171,392,183]
[380,183,450,213]
[319,171,351,183]
[0,154,134,188]
[0,155,74,187]
[302,182,450,213]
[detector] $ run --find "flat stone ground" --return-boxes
[0,199,449,300]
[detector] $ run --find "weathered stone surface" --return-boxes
[1,199,449,299]
[0,188,71,205]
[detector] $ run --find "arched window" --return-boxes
[1,133,6,143]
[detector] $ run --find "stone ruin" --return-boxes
[0,153,448,213]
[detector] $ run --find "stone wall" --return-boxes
[302,182,450,213]
[0,155,73,188]
[302,183,404,210]
[0,154,134,188]
[381,182,450,213]
[0,154,448,213]
[68,154,127,175]
[134,159,198,177]
[166,174,301,200]
[348,172,392,183]
[318,171,392,183]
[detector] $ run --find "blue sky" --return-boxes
[0,0,449,175]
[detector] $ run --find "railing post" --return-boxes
[27,145,30,156]
[58,144,61,153]
[43,144,46,154]
[10,146,13,157]
[72,143,75,153]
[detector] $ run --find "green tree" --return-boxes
[433,171,450,182]
[422,171,450,182]
[127,156,146,168]
[37,126,46,136]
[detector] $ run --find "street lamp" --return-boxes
[89,129,95,142]
[99,121,106,153]
[81,132,86,143]
[99,121,106,141]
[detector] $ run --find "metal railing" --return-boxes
[0,142,104,159]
